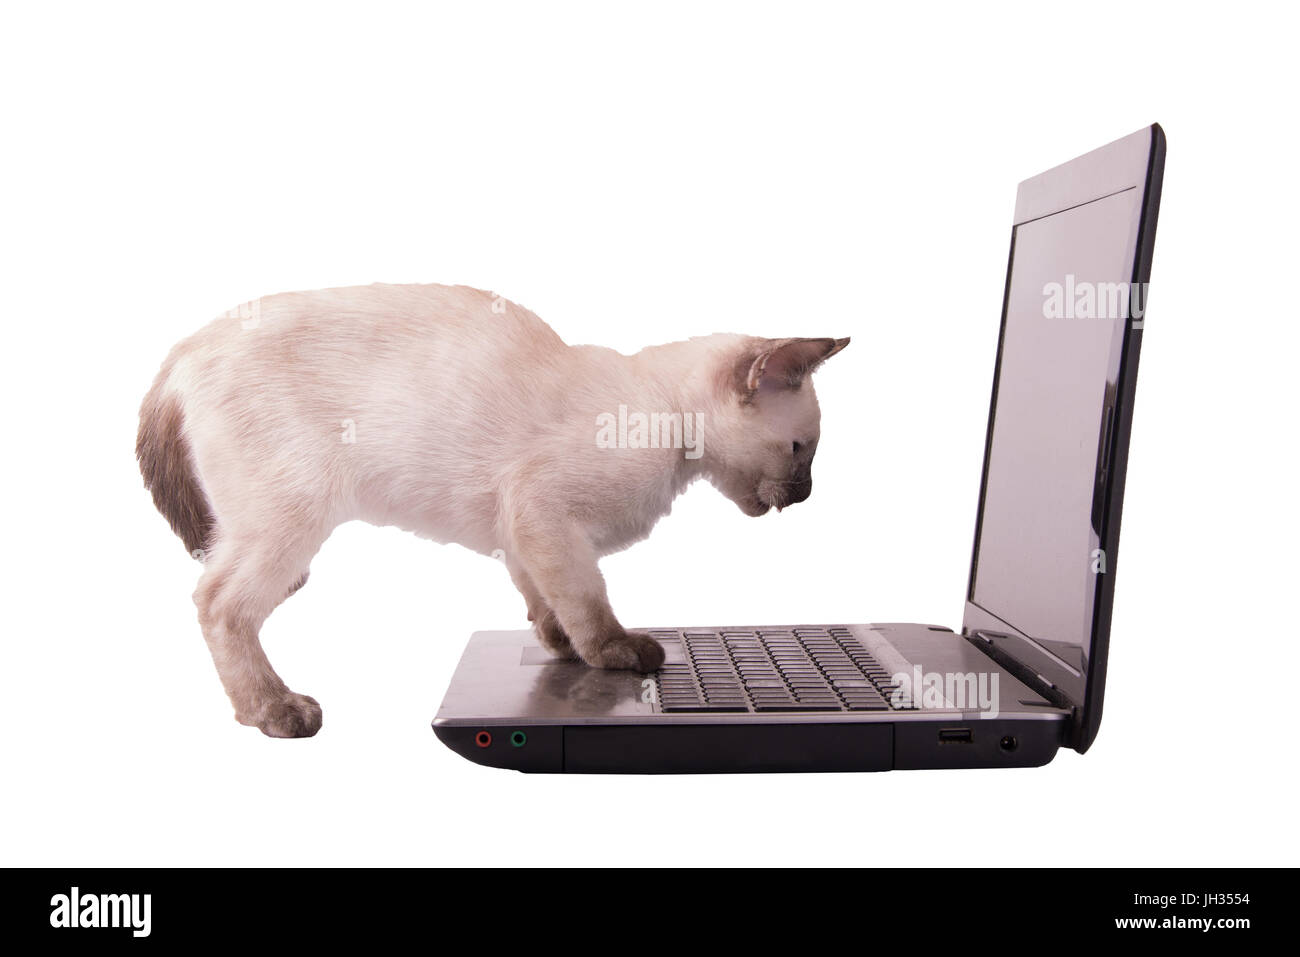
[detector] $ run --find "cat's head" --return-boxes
[705,336,850,516]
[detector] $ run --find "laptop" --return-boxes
[433,124,1166,773]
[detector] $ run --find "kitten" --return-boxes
[137,284,848,737]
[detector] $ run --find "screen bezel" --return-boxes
[963,125,1166,753]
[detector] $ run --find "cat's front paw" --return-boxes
[591,630,665,673]
[248,692,323,738]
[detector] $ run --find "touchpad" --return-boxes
[519,637,686,666]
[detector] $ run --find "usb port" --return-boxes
[938,728,973,744]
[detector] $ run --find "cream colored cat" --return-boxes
[137,284,848,737]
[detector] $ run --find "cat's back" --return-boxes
[165,283,567,394]
[217,282,561,352]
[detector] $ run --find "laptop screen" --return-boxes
[970,186,1142,681]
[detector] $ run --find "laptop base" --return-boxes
[433,624,1069,773]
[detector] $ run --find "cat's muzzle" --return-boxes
[755,476,813,513]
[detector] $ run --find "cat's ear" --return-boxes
[737,337,850,401]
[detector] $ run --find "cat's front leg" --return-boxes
[504,518,664,673]
[504,555,577,660]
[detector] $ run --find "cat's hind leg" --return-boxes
[193,526,328,737]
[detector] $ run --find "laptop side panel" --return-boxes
[436,719,1062,774]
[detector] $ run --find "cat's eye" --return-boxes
[792,441,803,456]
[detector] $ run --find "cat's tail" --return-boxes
[136,366,215,559]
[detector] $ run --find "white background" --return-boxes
[2,2,1296,867]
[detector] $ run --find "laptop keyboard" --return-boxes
[649,626,909,713]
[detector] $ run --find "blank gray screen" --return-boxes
[973,188,1140,657]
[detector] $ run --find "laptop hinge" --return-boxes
[964,630,1078,718]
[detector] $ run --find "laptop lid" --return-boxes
[963,125,1166,753]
